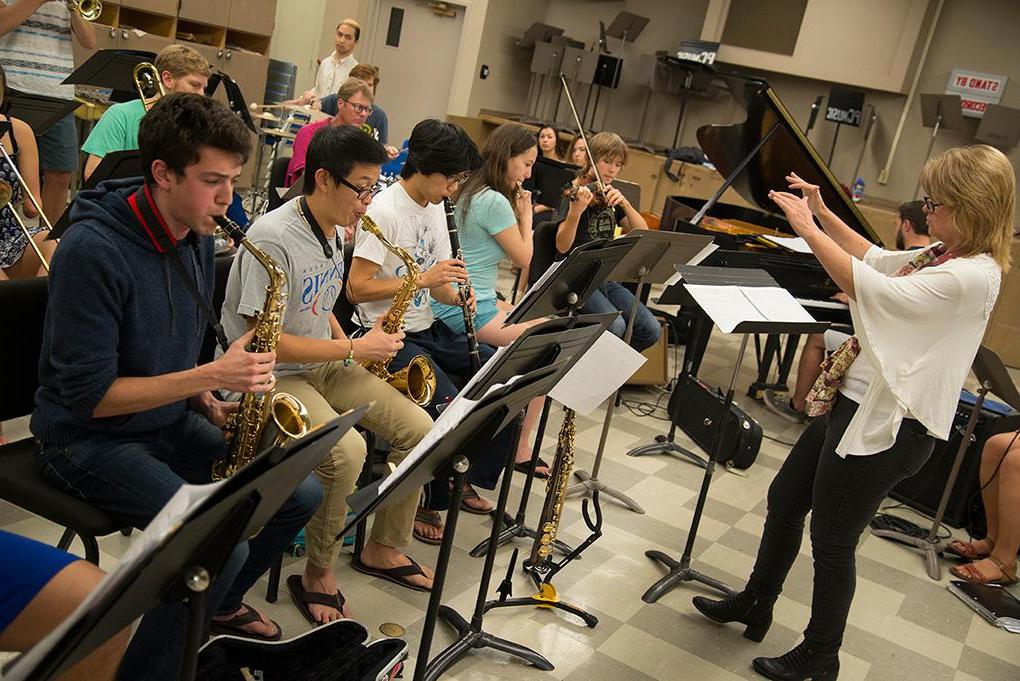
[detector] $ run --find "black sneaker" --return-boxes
[762,389,807,424]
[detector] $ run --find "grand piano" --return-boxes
[660,73,883,396]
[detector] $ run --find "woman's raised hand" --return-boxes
[786,172,827,215]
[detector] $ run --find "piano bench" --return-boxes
[0,439,124,565]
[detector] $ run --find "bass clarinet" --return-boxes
[443,198,482,373]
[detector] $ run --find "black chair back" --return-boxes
[199,254,236,365]
[0,277,48,421]
[266,156,293,212]
[528,219,561,288]
[333,241,361,336]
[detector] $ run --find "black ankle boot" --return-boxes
[691,590,777,642]
[752,642,839,680]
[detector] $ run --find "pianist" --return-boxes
[692,144,1014,681]
[763,199,931,423]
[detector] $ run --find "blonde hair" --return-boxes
[581,131,628,179]
[921,144,1016,272]
[155,44,210,78]
[336,77,374,103]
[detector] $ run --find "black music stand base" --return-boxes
[626,431,708,469]
[484,587,599,628]
[642,551,737,603]
[469,510,574,559]
[567,470,643,512]
[871,383,990,581]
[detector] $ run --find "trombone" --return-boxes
[133,62,165,112]
[66,0,103,22]
[0,145,55,272]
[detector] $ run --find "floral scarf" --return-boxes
[803,245,955,417]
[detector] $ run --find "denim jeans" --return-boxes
[580,280,661,352]
[391,320,513,502]
[745,396,934,656]
[36,411,322,680]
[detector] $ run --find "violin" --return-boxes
[562,180,608,205]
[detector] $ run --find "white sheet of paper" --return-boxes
[684,284,767,333]
[762,235,813,254]
[740,286,817,324]
[509,258,562,323]
[548,330,646,415]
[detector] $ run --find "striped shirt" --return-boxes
[0,1,74,101]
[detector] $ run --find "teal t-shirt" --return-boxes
[432,186,516,322]
[81,99,146,158]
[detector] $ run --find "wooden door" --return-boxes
[227,0,275,37]
[118,0,177,16]
[178,0,230,26]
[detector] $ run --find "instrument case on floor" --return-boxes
[669,374,763,470]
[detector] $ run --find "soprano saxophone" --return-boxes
[525,408,577,576]
[358,214,437,407]
[212,217,311,480]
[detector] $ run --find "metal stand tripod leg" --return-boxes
[871,383,990,580]
[642,335,750,603]
[568,275,648,513]
[470,402,575,558]
[424,420,553,680]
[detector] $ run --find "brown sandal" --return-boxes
[944,538,994,561]
[950,555,1018,586]
[459,485,493,515]
[413,508,443,545]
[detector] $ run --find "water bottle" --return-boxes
[851,177,865,203]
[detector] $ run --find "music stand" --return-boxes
[595,11,647,128]
[206,71,258,134]
[566,231,714,513]
[975,104,1020,149]
[517,23,564,120]
[559,46,598,129]
[914,94,964,198]
[5,91,79,136]
[2,409,366,681]
[63,49,156,100]
[50,151,142,238]
[850,104,878,185]
[641,266,827,602]
[871,346,1020,580]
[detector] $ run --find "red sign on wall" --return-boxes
[946,69,1008,119]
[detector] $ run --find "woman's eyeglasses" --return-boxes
[922,195,942,213]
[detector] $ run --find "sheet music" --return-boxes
[684,284,816,333]
[548,330,646,415]
[761,235,813,254]
[507,259,562,324]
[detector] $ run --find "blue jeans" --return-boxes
[580,281,660,352]
[389,321,513,501]
[36,411,322,680]
[745,396,934,656]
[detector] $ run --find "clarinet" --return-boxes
[443,198,482,373]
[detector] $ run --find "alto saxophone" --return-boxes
[358,214,436,407]
[212,217,311,480]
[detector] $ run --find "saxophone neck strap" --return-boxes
[299,196,342,259]
[128,184,230,352]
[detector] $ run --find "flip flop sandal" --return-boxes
[350,554,432,592]
[950,555,1019,586]
[514,457,550,479]
[286,574,347,626]
[413,508,444,545]
[210,602,282,641]
[459,485,493,515]
[944,539,994,561]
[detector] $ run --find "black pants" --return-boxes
[745,395,935,656]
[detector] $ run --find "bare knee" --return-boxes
[983,431,1018,466]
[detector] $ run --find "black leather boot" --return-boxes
[752,642,839,680]
[691,590,777,642]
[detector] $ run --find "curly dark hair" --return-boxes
[138,93,251,183]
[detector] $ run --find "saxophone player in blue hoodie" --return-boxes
[30,94,322,680]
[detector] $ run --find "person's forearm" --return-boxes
[93,365,219,418]
[347,275,404,304]
[816,207,872,259]
[621,202,646,231]
[275,332,345,364]
[70,12,96,49]
[432,283,461,306]
[555,216,579,254]
[803,230,855,298]
[0,1,44,37]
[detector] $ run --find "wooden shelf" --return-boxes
[176,19,226,49]
[226,30,270,57]
[118,7,174,37]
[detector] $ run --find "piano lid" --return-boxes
[696,74,880,244]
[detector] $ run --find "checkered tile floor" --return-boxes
[3,282,1019,680]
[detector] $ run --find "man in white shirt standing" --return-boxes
[300,18,360,103]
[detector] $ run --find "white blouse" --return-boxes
[314,53,358,98]
[838,244,1001,456]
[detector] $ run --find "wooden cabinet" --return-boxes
[227,0,275,37]
[178,0,230,27]
[118,0,177,16]
[119,30,172,55]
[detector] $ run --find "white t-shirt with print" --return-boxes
[353,181,450,333]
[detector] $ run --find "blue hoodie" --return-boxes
[31,178,216,444]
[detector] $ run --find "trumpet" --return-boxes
[66,0,102,22]
[0,144,55,272]
[133,62,165,112]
